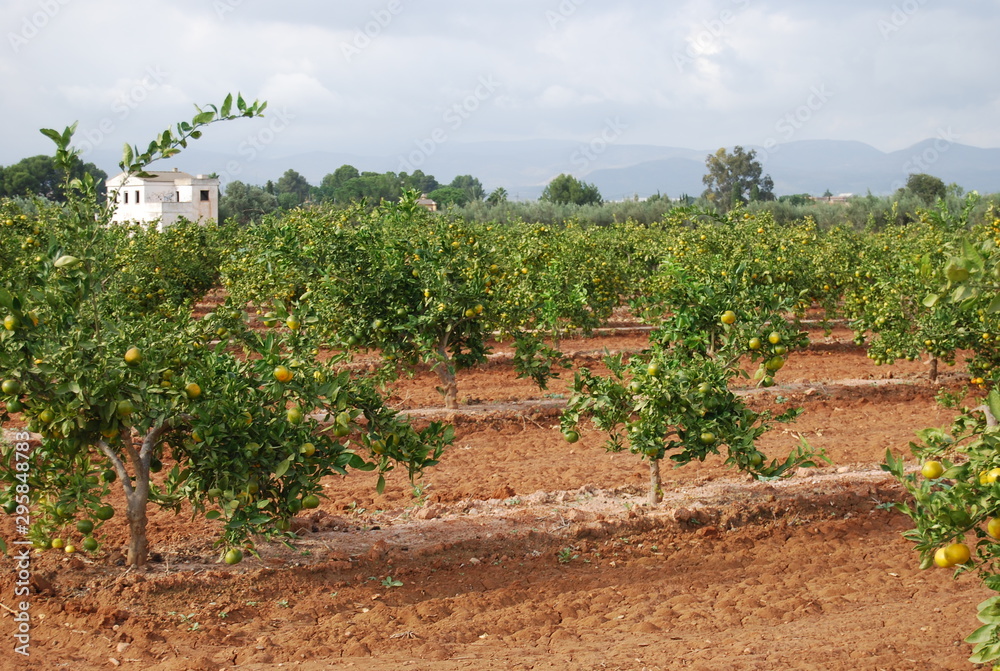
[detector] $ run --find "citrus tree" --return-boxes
[102,218,226,318]
[562,261,823,505]
[884,212,1000,665]
[845,196,981,378]
[221,201,569,408]
[219,203,365,309]
[489,221,632,338]
[0,97,450,566]
[306,196,498,408]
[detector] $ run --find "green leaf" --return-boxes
[274,457,292,478]
[192,111,216,125]
[922,293,939,308]
[988,389,1000,426]
[122,143,134,167]
[978,602,1000,625]
[941,464,967,480]
[55,382,81,395]
[977,596,1000,614]
[205,510,222,520]
[221,93,233,117]
[881,448,903,477]
[40,128,63,144]
[376,474,386,495]
[987,294,1000,315]
[969,641,1000,664]
[965,623,996,644]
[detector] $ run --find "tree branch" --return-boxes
[96,439,134,498]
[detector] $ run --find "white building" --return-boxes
[106,168,219,229]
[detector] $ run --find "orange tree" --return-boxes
[309,195,500,409]
[0,98,449,566]
[0,198,223,318]
[489,221,633,337]
[485,220,638,392]
[845,196,981,378]
[562,254,823,506]
[652,208,846,324]
[219,203,365,309]
[221,202,570,409]
[0,201,49,288]
[102,218,226,318]
[631,209,811,377]
[883,211,1000,666]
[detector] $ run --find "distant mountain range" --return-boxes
[92,138,1000,200]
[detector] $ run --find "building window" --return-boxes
[200,190,210,202]
[124,192,128,204]
[135,190,140,203]
[176,191,180,202]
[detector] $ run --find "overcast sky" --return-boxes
[2,0,998,176]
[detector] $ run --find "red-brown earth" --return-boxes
[0,321,991,670]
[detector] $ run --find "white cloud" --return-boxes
[0,0,997,169]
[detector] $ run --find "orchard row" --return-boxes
[2,108,1000,664]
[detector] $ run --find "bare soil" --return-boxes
[0,323,991,670]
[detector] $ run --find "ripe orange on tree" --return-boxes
[944,542,971,566]
[921,460,944,479]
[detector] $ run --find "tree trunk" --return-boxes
[434,333,459,409]
[125,487,149,567]
[929,356,938,382]
[98,424,164,568]
[648,459,662,506]
[436,365,458,409]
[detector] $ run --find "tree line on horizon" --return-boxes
[216,146,972,227]
[0,147,981,230]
